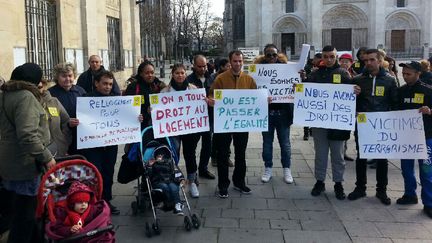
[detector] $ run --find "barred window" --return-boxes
[25,0,59,80]
[397,0,406,7]
[107,16,123,71]
[286,0,294,13]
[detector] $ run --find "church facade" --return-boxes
[224,0,432,58]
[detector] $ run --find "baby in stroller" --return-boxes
[146,145,185,215]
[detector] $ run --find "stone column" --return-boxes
[245,0,260,48]
[260,0,273,49]
[369,0,385,48]
[422,0,432,52]
[307,0,322,50]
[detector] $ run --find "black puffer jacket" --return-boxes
[353,67,399,112]
[77,66,121,95]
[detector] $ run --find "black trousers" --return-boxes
[7,193,38,243]
[215,132,248,190]
[81,145,118,201]
[181,133,201,176]
[354,129,388,192]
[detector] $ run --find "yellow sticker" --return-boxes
[357,113,367,123]
[249,65,256,73]
[215,90,223,100]
[355,62,360,68]
[333,74,341,84]
[150,95,159,105]
[47,107,59,117]
[133,96,141,106]
[295,83,304,93]
[414,93,424,104]
[140,95,145,104]
[375,86,385,96]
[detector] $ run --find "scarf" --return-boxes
[64,204,92,227]
[169,79,189,91]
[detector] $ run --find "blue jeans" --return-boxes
[262,110,291,168]
[154,182,181,204]
[400,138,432,207]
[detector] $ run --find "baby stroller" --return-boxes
[130,126,200,237]
[36,157,115,242]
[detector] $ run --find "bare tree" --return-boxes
[190,0,213,52]
[206,17,224,51]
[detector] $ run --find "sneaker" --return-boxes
[218,188,229,198]
[189,182,199,198]
[396,195,418,205]
[233,184,252,194]
[108,202,120,215]
[376,191,391,205]
[261,167,272,183]
[283,168,294,184]
[199,170,216,180]
[173,203,184,215]
[303,134,309,141]
[348,188,366,200]
[311,181,325,196]
[211,157,217,167]
[424,206,432,218]
[334,183,346,200]
[228,158,234,167]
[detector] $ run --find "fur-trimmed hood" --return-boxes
[253,53,288,64]
[0,80,41,101]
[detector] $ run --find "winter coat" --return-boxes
[253,53,293,125]
[77,66,121,95]
[209,70,257,97]
[353,67,399,112]
[41,91,72,157]
[0,81,53,180]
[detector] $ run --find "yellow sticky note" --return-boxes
[375,86,385,96]
[48,107,59,117]
[133,96,141,106]
[150,95,159,105]
[140,95,145,104]
[333,74,341,84]
[249,65,256,73]
[215,90,223,100]
[355,62,360,68]
[414,93,424,104]
[295,83,304,93]
[357,113,367,123]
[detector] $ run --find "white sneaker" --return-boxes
[189,182,199,198]
[283,168,294,184]
[261,167,272,183]
[174,203,184,215]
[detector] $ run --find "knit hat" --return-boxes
[339,53,353,62]
[69,191,91,204]
[10,63,43,86]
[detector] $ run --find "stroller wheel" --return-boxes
[145,222,152,238]
[191,214,201,229]
[184,216,192,231]
[152,219,161,235]
[131,201,138,216]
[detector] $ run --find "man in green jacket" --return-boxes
[0,63,56,243]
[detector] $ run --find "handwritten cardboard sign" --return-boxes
[293,83,356,131]
[150,89,209,138]
[214,89,268,133]
[357,109,427,159]
[249,63,300,103]
[77,96,141,149]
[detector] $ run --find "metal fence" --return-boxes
[107,16,123,72]
[25,0,59,80]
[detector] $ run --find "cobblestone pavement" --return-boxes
[111,126,432,243]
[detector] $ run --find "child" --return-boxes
[147,148,184,215]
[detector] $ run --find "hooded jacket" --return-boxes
[77,66,121,95]
[0,80,52,180]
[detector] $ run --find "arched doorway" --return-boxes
[273,15,307,56]
[322,4,368,51]
[385,11,421,57]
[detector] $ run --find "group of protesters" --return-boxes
[2,43,432,242]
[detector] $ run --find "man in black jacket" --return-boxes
[348,49,399,205]
[185,55,215,181]
[77,55,121,95]
[301,45,353,200]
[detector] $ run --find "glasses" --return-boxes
[265,53,278,58]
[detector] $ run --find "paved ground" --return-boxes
[110,126,432,243]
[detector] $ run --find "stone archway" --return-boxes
[322,4,368,50]
[385,10,421,52]
[272,15,307,56]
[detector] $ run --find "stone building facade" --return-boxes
[0,0,142,88]
[224,0,432,58]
